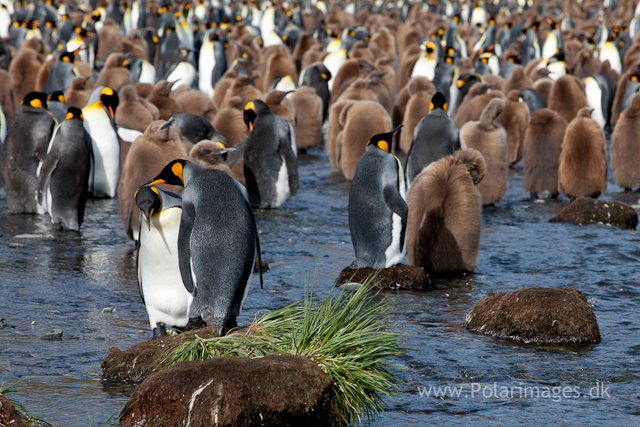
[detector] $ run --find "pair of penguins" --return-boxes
[348,92,464,272]
[135,159,263,338]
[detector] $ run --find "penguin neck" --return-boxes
[429,108,448,117]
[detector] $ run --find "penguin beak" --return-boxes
[160,120,172,130]
[391,124,403,138]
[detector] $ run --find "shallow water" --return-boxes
[1,148,640,426]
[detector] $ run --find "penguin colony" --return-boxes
[0,0,638,336]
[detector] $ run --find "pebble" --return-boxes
[14,234,53,239]
[8,243,23,248]
[102,307,116,313]
[41,329,63,340]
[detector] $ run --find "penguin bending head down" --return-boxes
[144,160,263,336]
[347,125,407,270]
[135,186,205,339]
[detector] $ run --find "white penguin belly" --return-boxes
[82,107,120,198]
[167,62,196,90]
[323,49,347,90]
[117,127,143,143]
[384,212,404,268]
[139,208,192,329]
[198,40,215,98]
[585,82,606,128]
[139,61,156,85]
[411,56,436,81]
[274,156,290,207]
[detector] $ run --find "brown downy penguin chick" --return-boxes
[292,34,321,74]
[117,120,187,240]
[65,77,91,109]
[96,18,122,64]
[396,51,420,93]
[221,75,262,109]
[547,75,587,124]
[115,36,147,60]
[140,97,160,120]
[503,65,533,94]
[610,92,640,190]
[262,46,297,92]
[557,107,608,200]
[9,46,43,105]
[349,40,375,64]
[327,99,354,170]
[610,64,640,127]
[336,76,380,104]
[263,90,296,128]
[392,77,434,140]
[0,69,16,125]
[147,80,181,120]
[300,44,326,72]
[453,83,505,129]
[95,53,132,92]
[338,100,392,180]
[290,86,323,152]
[400,79,436,154]
[173,89,217,122]
[330,59,371,103]
[212,71,237,109]
[189,140,236,179]
[533,77,553,105]
[115,85,154,132]
[405,149,486,274]
[134,82,153,98]
[212,96,250,185]
[460,99,508,205]
[522,109,567,199]
[364,72,394,113]
[495,89,531,166]
[483,75,505,92]
[369,27,396,60]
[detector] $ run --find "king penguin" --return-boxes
[82,86,121,198]
[36,106,93,231]
[144,159,263,336]
[406,92,461,186]
[198,31,227,98]
[347,125,407,270]
[135,185,204,338]
[0,92,55,214]
[242,100,298,209]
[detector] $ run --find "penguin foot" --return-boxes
[181,316,207,332]
[344,259,370,271]
[52,222,64,231]
[152,323,167,339]
[221,315,238,336]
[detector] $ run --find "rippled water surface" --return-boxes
[1,148,640,426]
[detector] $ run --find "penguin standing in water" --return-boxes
[406,92,461,186]
[242,100,298,209]
[36,107,93,231]
[0,92,55,214]
[347,125,407,270]
[144,159,263,336]
[135,186,204,338]
[82,87,121,198]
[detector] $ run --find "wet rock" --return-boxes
[0,395,29,426]
[13,234,53,239]
[119,353,332,427]
[102,307,116,313]
[336,264,431,290]
[464,287,601,344]
[549,198,638,229]
[40,329,63,340]
[102,325,250,384]
[8,243,23,248]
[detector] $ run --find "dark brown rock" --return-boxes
[465,287,601,344]
[119,353,333,427]
[101,325,250,384]
[336,264,431,290]
[0,395,29,426]
[549,197,638,229]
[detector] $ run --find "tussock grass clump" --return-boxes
[165,279,406,425]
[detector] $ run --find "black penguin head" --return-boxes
[64,106,84,121]
[367,125,403,153]
[99,87,119,118]
[48,91,65,104]
[145,159,189,187]
[60,50,74,63]
[22,92,48,110]
[430,92,448,112]
[134,186,162,231]
[243,100,270,131]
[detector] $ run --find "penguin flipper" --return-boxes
[136,220,146,305]
[36,148,60,206]
[279,133,298,196]
[248,201,264,289]
[383,185,409,220]
[178,202,196,294]
[84,129,95,199]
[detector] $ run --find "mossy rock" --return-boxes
[0,395,28,426]
[549,197,638,229]
[336,264,431,290]
[465,287,601,344]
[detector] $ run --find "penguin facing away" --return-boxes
[242,100,298,209]
[144,159,263,336]
[0,92,55,214]
[610,92,640,191]
[347,125,407,270]
[135,185,204,339]
[406,92,461,187]
[37,106,93,231]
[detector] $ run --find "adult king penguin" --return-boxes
[347,125,407,270]
[37,106,93,231]
[0,92,55,214]
[144,159,263,336]
[135,185,204,338]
